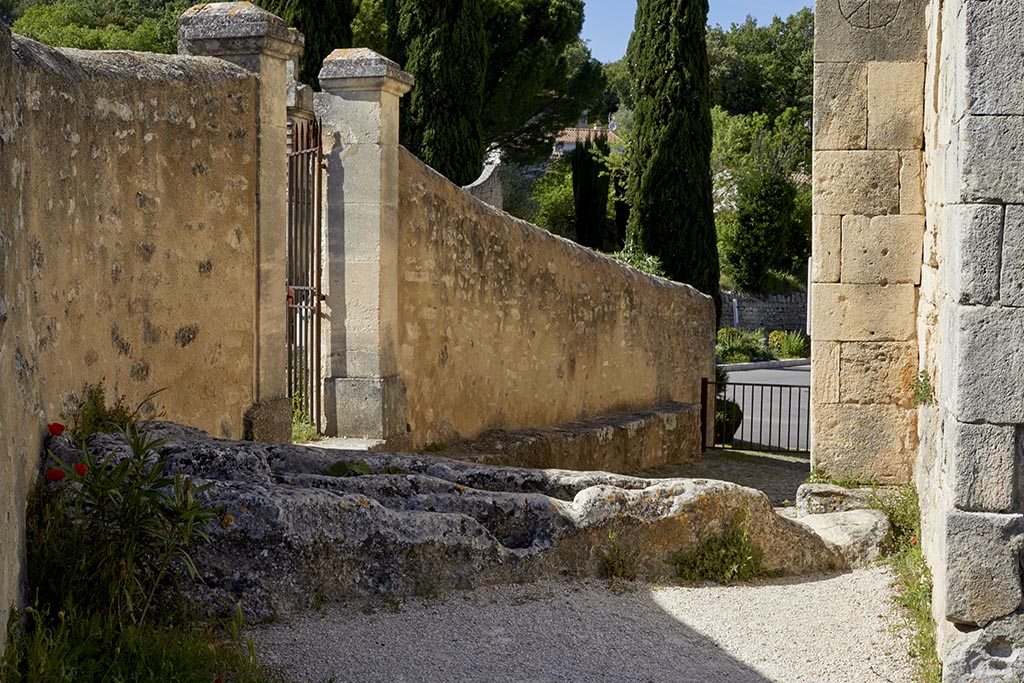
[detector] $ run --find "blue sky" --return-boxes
[582,0,813,63]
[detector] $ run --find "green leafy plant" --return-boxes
[911,370,934,407]
[598,532,638,581]
[768,330,810,359]
[714,399,743,445]
[38,422,218,628]
[716,327,774,363]
[3,396,276,682]
[667,512,770,584]
[612,240,667,277]
[63,382,159,443]
[873,486,941,683]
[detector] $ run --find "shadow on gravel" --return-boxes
[637,448,810,506]
[254,581,775,683]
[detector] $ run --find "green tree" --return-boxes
[254,0,354,87]
[355,0,603,161]
[479,0,598,158]
[530,156,575,238]
[387,0,487,185]
[12,0,185,52]
[707,9,813,120]
[570,138,610,248]
[626,0,720,314]
[725,168,796,291]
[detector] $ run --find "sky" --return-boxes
[581,0,813,63]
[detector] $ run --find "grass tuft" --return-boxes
[874,486,942,683]
[667,511,771,584]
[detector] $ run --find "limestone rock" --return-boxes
[945,511,1024,627]
[795,509,892,568]
[53,424,845,619]
[796,484,878,515]
[943,611,1024,683]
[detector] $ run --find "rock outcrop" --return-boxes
[51,424,845,619]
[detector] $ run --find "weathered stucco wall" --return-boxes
[397,149,716,445]
[0,26,260,635]
[810,0,927,484]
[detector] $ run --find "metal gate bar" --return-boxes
[701,379,810,454]
[286,118,323,434]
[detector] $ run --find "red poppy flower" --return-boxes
[101,606,110,614]
[74,463,88,477]
[47,423,65,437]
[44,468,65,482]
[215,678,223,683]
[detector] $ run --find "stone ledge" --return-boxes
[435,402,702,473]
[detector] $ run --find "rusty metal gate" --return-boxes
[286,118,323,433]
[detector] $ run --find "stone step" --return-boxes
[430,401,702,474]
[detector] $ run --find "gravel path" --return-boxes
[253,567,913,683]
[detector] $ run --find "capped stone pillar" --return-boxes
[178,2,303,442]
[315,49,414,442]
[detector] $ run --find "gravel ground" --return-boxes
[253,567,913,683]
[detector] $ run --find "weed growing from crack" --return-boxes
[666,511,770,584]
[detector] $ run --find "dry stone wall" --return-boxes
[810,0,927,484]
[721,290,807,333]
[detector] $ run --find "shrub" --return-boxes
[613,240,667,277]
[4,396,279,682]
[768,330,810,359]
[715,399,743,444]
[716,327,773,363]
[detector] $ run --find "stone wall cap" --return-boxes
[319,48,414,90]
[179,2,303,50]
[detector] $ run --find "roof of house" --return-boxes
[554,127,624,147]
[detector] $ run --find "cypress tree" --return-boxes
[386,0,487,186]
[570,138,610,249]
[255,0,354,88]
[625,0,721,316]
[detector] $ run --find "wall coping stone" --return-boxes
[179,2,303,60]
[319,48,414,95]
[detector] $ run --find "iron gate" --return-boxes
[701,378,810,453]
[286,118,323,433]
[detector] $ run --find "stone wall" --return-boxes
[813,0,1024,676]
[0,3,297,645]
[396,150,715,445]
[810,0,927,484]
[917,0,1024,674]
[462,160,503,210]
[314,49,716,448]
[721,289,807,333]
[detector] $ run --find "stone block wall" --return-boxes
[810,0,927,483]
[814,0,1024,675]
[917,0,1024,675]
[314,49,716,448]
[0,3,297,645]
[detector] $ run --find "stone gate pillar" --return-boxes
[810,0,927,483]
[315,49,413,442]
[178,2,303,442]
